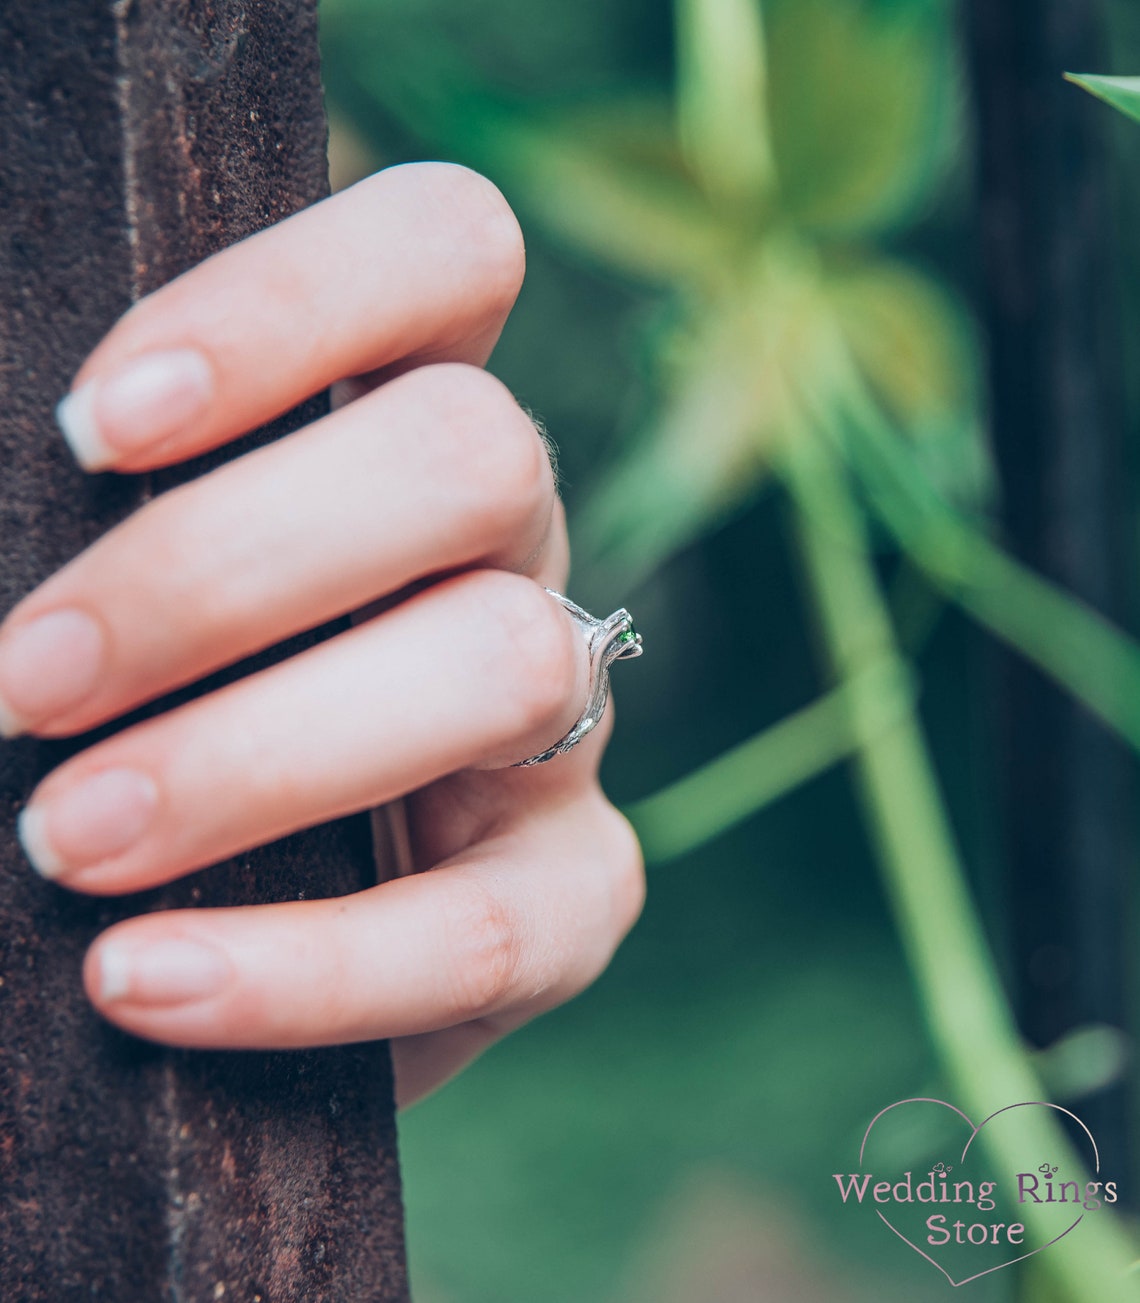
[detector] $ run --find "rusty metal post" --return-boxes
[0,3,409,1298]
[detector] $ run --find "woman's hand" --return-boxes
[0,163,644,1107]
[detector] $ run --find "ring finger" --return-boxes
[19,569,589,894]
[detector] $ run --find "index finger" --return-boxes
[58,162,525,472]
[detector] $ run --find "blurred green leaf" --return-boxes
[675,0,775,203]
[1031,1025,1131,1102]
[1066,72,1140,125]
[578,246,981,583]
[574,309,775,585]
[574,238,831,583]
[471,100,736,286]
[324,0,971,589]
[827,260,991,512]
[828,263,969,430]
[767,0,955,235]
[831,374,1140,753]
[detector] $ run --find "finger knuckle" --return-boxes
[402,162,525,312]
[413,363,552,539]
[442,879,525,1018]
[470,571,581,740]
[602,805,647,937]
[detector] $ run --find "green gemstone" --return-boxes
[618,624,638,645]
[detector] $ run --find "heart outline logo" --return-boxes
[859,1097,1099,1287]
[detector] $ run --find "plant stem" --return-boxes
[626,659,914,862]
[782,436,1138,1300]
[843,394,1140,752]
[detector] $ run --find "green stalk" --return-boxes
[626,658,914,862]
[841,389,1140,751]
[674,0,775,203]
[782,435,1138,1300]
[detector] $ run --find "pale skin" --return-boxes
[0,162,645,1107]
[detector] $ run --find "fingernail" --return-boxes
[0,693,24,740]
[0,608,105,736]
[96,936,232,1005]
[20,767,159,879]
[57,348,214,470]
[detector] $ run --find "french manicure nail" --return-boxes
[20,767,159,879]
[56,348,214,470]
[96,936,232,1005]
[16,804,65,879]
[0,692,24,740]
[0,608,105,736]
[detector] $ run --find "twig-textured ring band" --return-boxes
[513,588,643,767]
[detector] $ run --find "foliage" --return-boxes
[323,3,1140,1299]
[1067,72,1140,125]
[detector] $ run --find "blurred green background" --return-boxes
[317,1,1140,1299]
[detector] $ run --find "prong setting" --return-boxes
[513,590,643,766]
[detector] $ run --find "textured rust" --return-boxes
[0,3,408,1299]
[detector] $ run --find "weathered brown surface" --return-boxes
[0,3,408,1299]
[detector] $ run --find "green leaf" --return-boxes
[326,12,734,288]
[573,307,779,585]
[1031,1025,1130,1102]
[826,259,991,512]
[675,0,776,203]
[573,246,830,583]
[1065,73,1140,125]
[473,101,736,286]
[836,381,1140,754]
[766,0,955,235]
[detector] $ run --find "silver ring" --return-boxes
[513,588,643,766]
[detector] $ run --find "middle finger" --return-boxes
[0,362,557,739]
